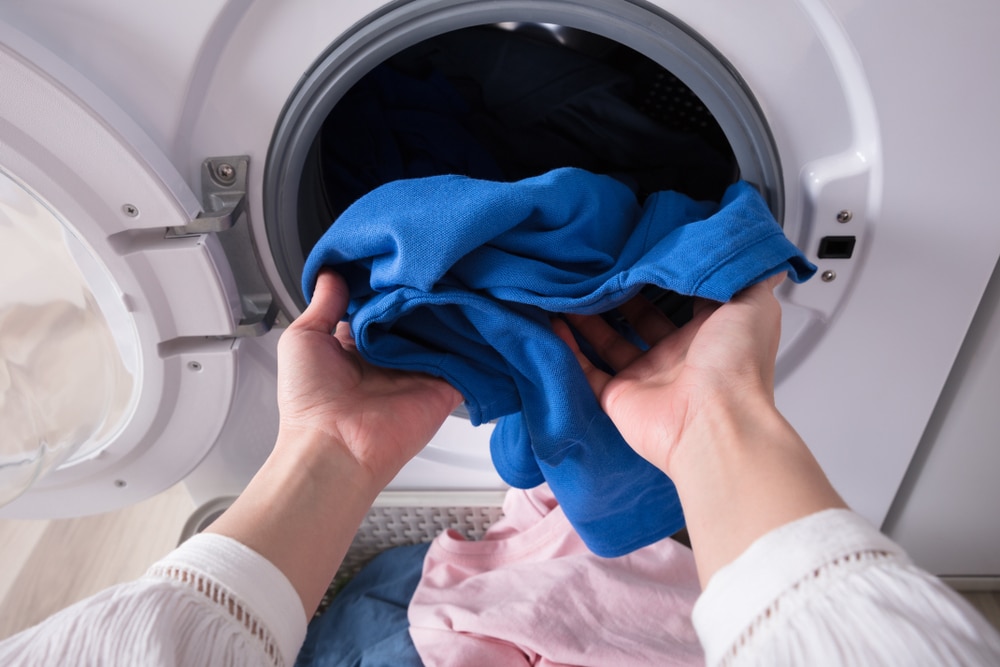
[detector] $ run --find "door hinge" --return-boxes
[168,156,279,337]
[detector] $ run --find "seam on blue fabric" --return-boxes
[690,229,786,296]
[531,412,604,463]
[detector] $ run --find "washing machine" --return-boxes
[1,0,998,576]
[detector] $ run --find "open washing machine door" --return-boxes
[0,25,269,517]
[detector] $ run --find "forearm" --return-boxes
[669,394,847,587]
[205,427,381,616]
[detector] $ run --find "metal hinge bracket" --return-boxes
[167,156,279,337]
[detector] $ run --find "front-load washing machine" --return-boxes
[1,0,998,575]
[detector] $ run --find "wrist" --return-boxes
[665,390,847,586]
[660,387,784,478]
[270,425,384,506]
[205,427,383,616]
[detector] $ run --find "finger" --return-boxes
[644,299,715,363]
[333,320,358,351]
[730,272,786,313]
[437,380,466,412]
[765,271,787,290]
[617,294,677,345]
[563,312,644,372]
[296,270,349,334]
[690,297,721,321]
[421,373,465,413]
[552,318,612,397]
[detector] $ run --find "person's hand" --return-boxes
[208,270,462,615]
[276,270,462,487]
[558,274,846,585]
[554,274,785,477]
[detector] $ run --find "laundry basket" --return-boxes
[180,491,507,615]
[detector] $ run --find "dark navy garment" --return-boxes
[316,25,733,224]
[319,64,505,222]
[301,169,816,557]
[294,543,429,667]
[399,26,734,201]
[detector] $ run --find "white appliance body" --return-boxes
[1,0,997,575]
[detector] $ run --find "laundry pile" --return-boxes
[295,485,704,667]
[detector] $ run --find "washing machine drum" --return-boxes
[303,26,735,246]
[266,21,781,313]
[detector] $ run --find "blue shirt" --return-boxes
[302,168,815,556]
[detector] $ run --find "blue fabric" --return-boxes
[302,169,816,557]
[294,542,429,667]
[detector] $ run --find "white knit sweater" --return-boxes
[1,509,998,666]
[693,509,1000,666]
[0,534,307,666]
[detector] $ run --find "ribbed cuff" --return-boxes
[692,509,907,665]
[151,533,307,666]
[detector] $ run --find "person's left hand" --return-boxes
[276,270,462,487]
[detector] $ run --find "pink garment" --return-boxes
[408,485,704,666]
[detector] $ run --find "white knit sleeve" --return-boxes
[692,509,1000,666]
[0,533,308,667]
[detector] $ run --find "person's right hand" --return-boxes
[554,274,785,477]
[559,274,847,584]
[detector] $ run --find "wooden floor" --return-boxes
[965,593,1000,634]
[0,484,194,639]
[1,485,998,643]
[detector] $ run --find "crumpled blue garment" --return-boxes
[302,168,816,557]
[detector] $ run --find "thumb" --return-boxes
[295,270,349,334]
[733,271,786,308]
[763,270,787,291]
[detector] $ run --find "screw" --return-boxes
[188,361,203,372]
[122,204,139,218]
[114,479,127,488]
[836,210,853,223]
[821,270,837,282]
[215,163,236,183]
